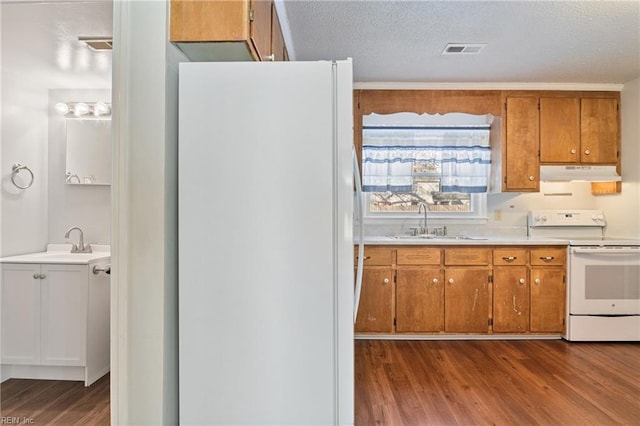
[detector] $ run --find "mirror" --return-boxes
[65,119,111,185]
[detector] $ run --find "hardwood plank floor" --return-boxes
[355,340,640,425]
[0,373,109,425]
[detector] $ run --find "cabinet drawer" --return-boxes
[530,247,566,266]
[444,248,491,266]
[397,248,441,265]
[354,246,393,266]
[493,248,528,266]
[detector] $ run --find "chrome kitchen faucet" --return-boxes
[65,226,92,253]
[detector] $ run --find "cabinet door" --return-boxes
[581,98,619,164]
[1,264,41,364]
[170,0,249,42]
[396,268,443,332]
[444,268,490,332]
[250,0,272,61]
[505,97,539,191]
[492,267,529,332]
[530,268,565,333]
[271,3,286,61]
[355,268,394,333]
[540,97,580,163]
[40,265,88,366]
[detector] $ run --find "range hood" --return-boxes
[540,165,621,182]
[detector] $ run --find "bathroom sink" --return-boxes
[0,245,110,264]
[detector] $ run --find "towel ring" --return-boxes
[11,163,34,189]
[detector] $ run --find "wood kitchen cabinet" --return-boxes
[504,97,540,191]
[580,98,619,164]
[170,0,288,62]
[444,248,492,333]
[396,248,443,332]
[1,261,110,385]
[354,246,395,333]
[492,248,529,333]
[540,96,619,164]
[530,247,566,333]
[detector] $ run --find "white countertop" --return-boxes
[358,236,569,246]
[0,244,111,264]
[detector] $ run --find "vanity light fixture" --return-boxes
[54,102,112,118]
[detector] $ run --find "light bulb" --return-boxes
[93,102,111,116]
[55,102,70,115]
[74,102,90,116]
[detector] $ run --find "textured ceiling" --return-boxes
[282,0,640,84]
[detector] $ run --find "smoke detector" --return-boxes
[442,43,487,55]
[79,37,113,51]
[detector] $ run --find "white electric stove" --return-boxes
[528,210,640,341]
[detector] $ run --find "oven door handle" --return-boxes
[572,247,640,255]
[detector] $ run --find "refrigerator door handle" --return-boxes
[353,146,365,323]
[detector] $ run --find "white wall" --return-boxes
[0,1,111,257]
[595,77,640,238]
[48,89,111,246]
[111,0,184,423]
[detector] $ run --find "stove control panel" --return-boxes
[528,210,606,228]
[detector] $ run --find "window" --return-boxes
[362,113,492,219]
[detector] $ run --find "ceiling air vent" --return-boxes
[79,37,113,51]
[442,43,486,55]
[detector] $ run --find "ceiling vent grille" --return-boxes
[442,43,486,55]
[79,37,113,51]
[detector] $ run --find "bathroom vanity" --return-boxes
[0,245,110,386]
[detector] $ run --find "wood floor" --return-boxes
[1,341,638,425]
[355,339,640,425]
[0,373,109,425]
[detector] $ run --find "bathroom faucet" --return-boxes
[65,226,92,253]
[417,202,428,234]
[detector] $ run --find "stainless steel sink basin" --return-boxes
[391,234,488,241]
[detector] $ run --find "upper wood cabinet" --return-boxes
[580,98,619,164]
[504,97,540,192]
[540,96,619,164]
[540,97,581,163]
[170,0,288,62]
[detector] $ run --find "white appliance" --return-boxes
[539,165,621,182]
[178,60,354,425]
[528,210,640,341]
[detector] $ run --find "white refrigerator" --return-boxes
[178,60,354,425]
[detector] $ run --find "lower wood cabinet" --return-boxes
[355,267,394,333]
[444,268,491,332]
[396,267,443,332]
[354,244,566,336]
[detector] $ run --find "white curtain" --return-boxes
[362,125,491,193]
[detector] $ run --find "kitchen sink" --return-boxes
[391,234,488,241]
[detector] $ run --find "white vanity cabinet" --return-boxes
[0,247,110,386]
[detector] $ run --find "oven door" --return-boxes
[569,247,640,315]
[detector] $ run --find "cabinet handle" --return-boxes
[502,256,517,262]
[383,278,389,284]
[570,148,577,154]
[534,278,540,285]
[519,278,525,285]
[584,149,591,155]
[33,273,39,279]
[265,53,275,61]
[540,256,555,261]
[39,274,46,279]
[432,278,439,285]
[448,278,454,285]
[357,256,371,261]
[528,176,535,181]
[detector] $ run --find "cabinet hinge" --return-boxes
[563,275,566,284]
[617,151,620,159]
[249,9,254,22]
[537,102,540,110]
[488,318,493,326]
[504,176,507,184]
[394,273,397,283]
[393,318,397,326]
[488,274,493,284]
